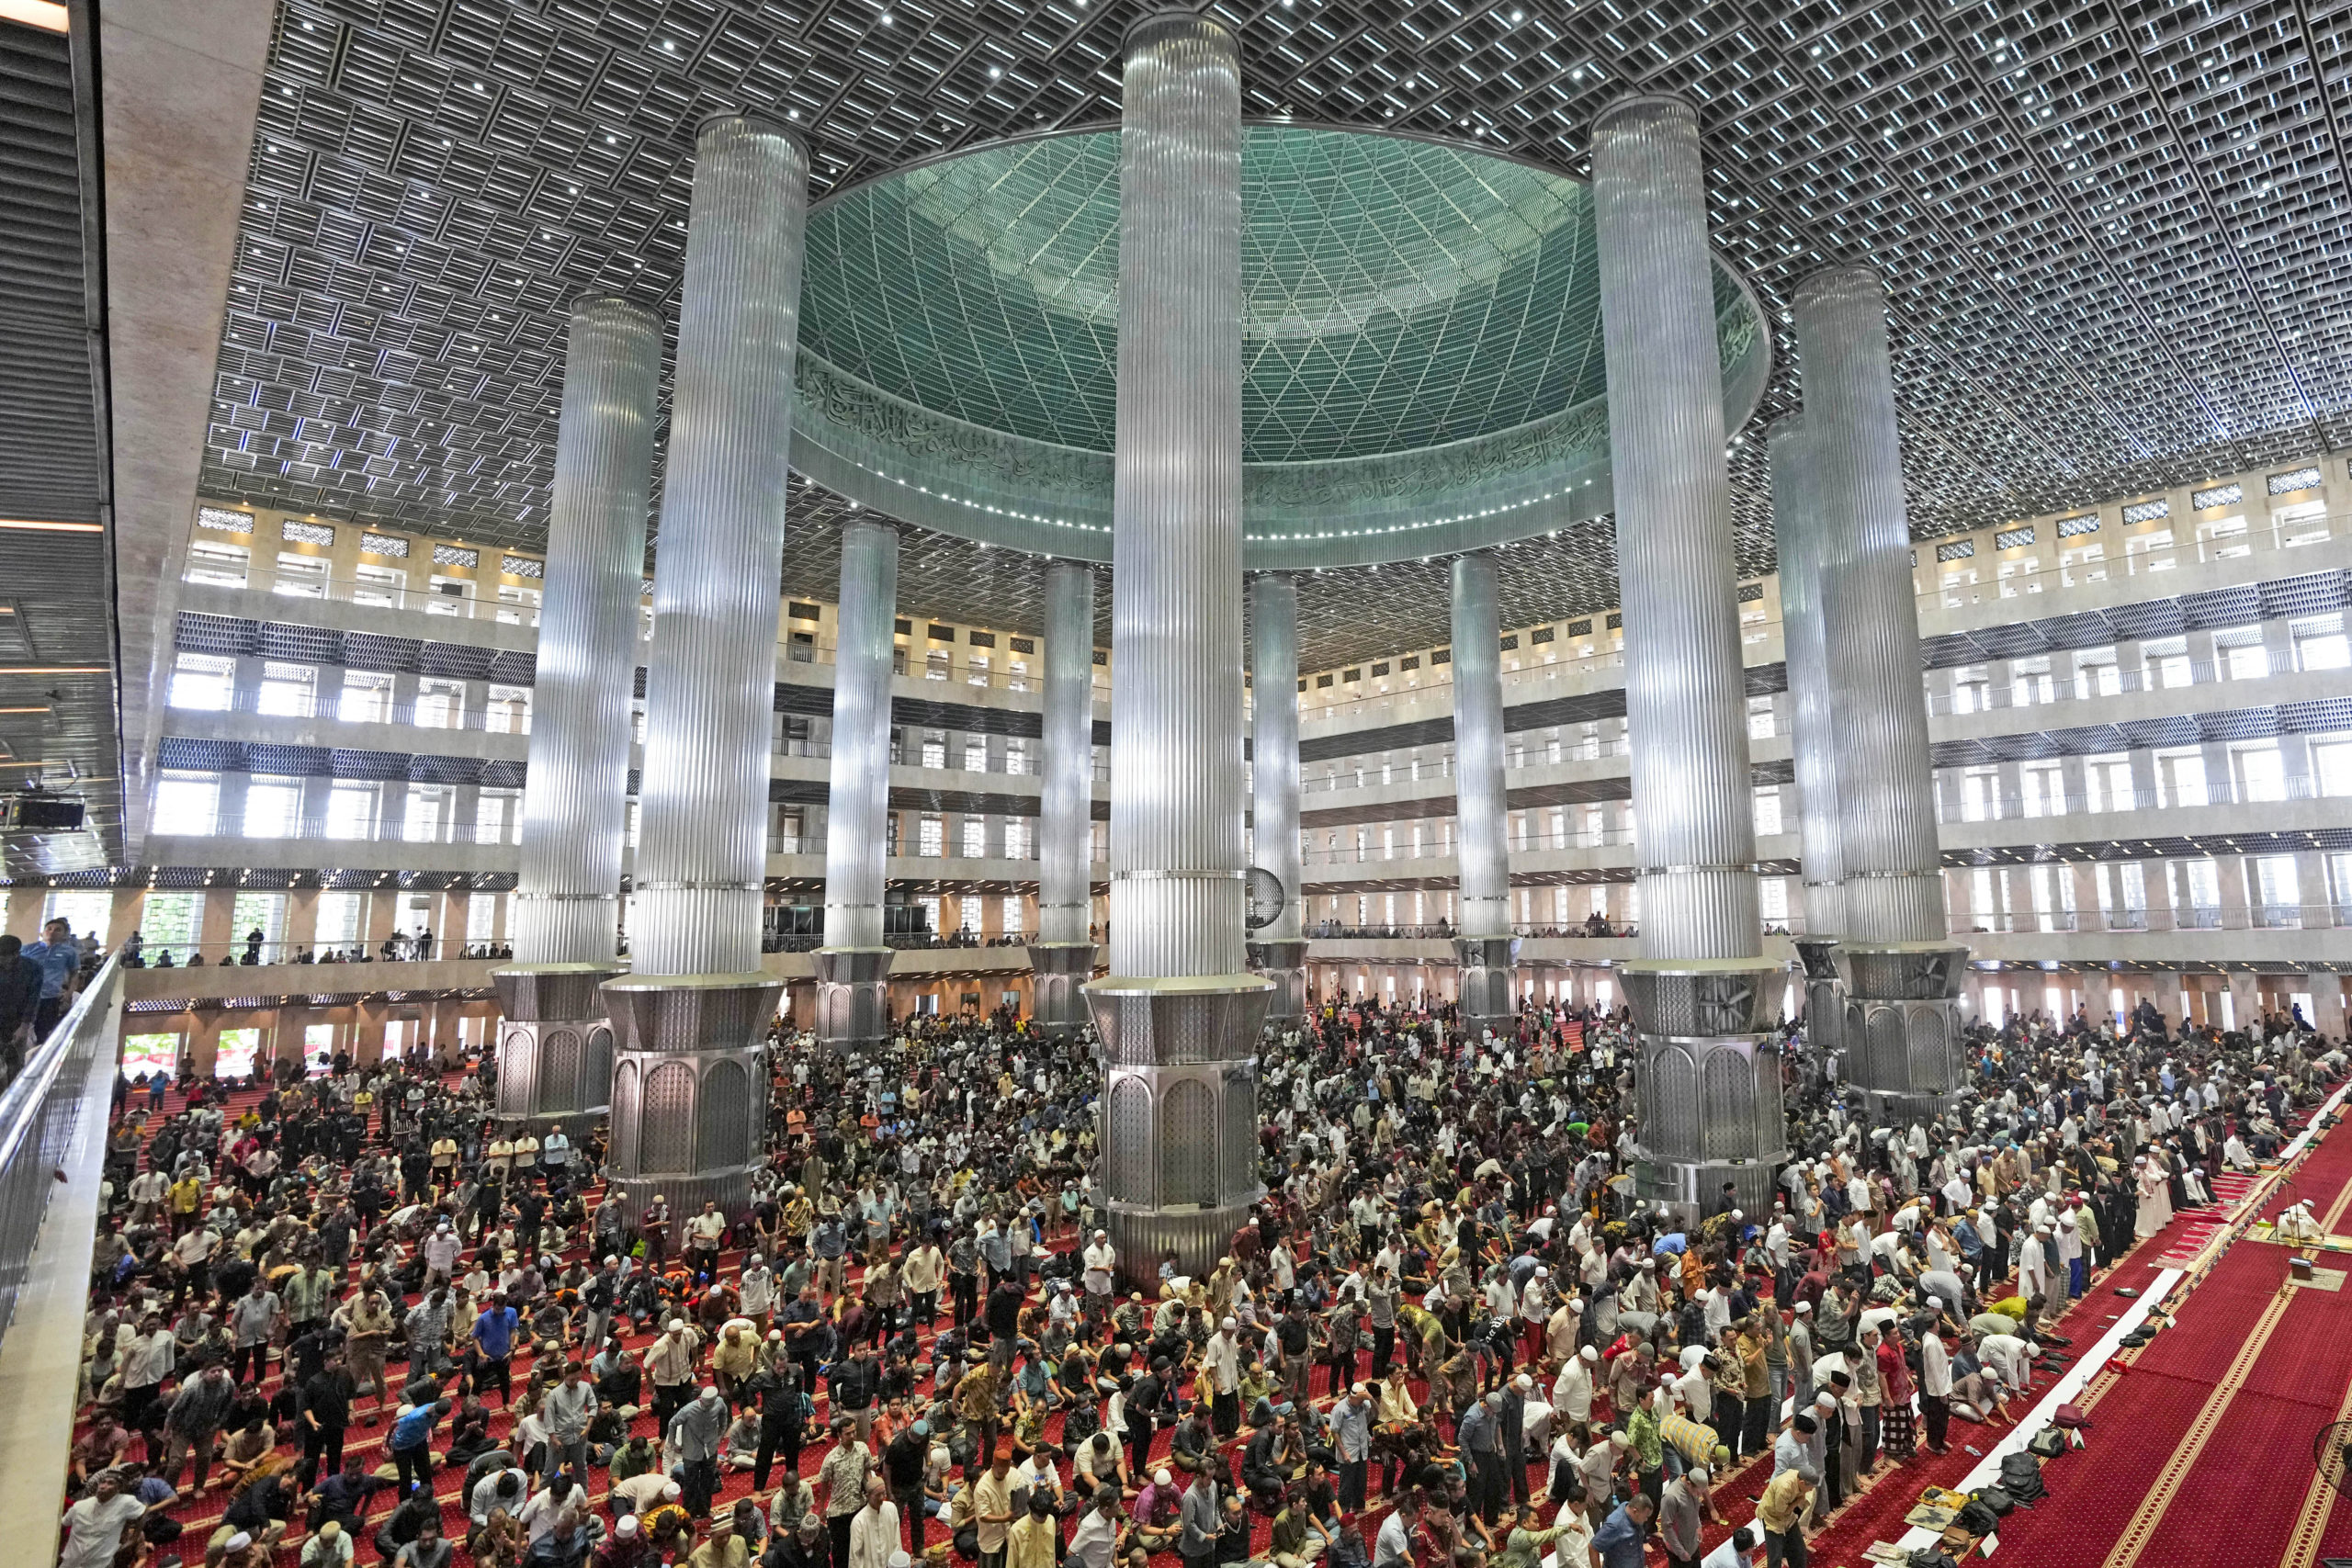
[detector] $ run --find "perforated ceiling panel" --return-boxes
[199,0,2352,618]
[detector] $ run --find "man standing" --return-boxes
[1589,1495,1656,1568]
[300,1347,357,1487]
[646,1317,701,1431]
[230,1273,284,1386]
[542,1360,598,1483]
[162,1361,237,1489]
[670,1384,729,1517]
[23,917,81,1041]
[687,1201,729,1280]
[1329,1382,1371,1515]
[1205,1318,1242,1438]
[1658,1467,1712,1568]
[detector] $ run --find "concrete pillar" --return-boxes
[1084,12,1269,1280]
[1450,554,1518,1035]
[494,297,657,1128]
[2227,971,2260,1033]
[1592,93,1782,1220]
[602,114,806,1224]
[2310,974,2347,1041]
[1029,562,1099,1035]
[814,518,899,1052]
[1246,573,1307,1026]
[1799,264,1966,1118]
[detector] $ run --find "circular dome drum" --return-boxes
[788,122,1772,570]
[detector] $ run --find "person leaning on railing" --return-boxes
[0,931,43,1075]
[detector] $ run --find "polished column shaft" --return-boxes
[602,115,805,1220]
[495,296,659,1124]
[1086,13,1269,1282]
[1449,552,1519,1032]
[1796,264,1964,1113]
[1028,561,1097,1035]
[813,517,899,1051]
[1249,574,1306,1025]
[1770,414,1844,1064]
[1593,94,1783,1217]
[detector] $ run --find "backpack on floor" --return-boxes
[1973,1484,2017,1517]
[2026,1426,2066,1460]
[1999,1450,2048,1505]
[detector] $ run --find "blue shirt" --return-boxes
[473,1306,518,1359]
[22,940,75,998]
[390,1404,438,1451]
[1590,1506,1649,1568]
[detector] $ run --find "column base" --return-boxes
[1621,959,1792,1229]
[1086,975,1272,1283]
[1247,938,1309,1030]
[1024,942,1098,1038]
[600,973,782,1226]
[812,947,894,1053]
[1835,942,1969,1108]
[1453,934,1521,1039]
[490,963,623,1125]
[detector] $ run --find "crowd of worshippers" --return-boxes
[55,988,2346,1568]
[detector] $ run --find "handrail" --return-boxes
[0,953,121,1358]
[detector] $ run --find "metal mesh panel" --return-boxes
[1868,1007,1909,1092]
[608,1059,639,1172]
[536,1028,582,1117]
[583,1026,614,1111]
[1158,1079,1216,1208]
[1701,1047,1752,1161]
[699,1057,752,1169]
[499,1025,536,1112]
[1645,1043,1700,1161]
[1845,1002,1871,1078]
[639,1061,696,1175]
[1906,1006,1951,1095]
[1220,1072,1258,1200]
[1752,1045,1785,1156]
[1107,1077,1152,1204]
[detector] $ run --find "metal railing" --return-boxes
[168,684,534,735]
[1955,901,2344,935]
[1939,773,2346,824]
[0,953,121,1359]
[121,938,497,968]
[149,811,522,846]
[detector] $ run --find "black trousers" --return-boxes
[681,1456,718,1517]
[1371,1325,1395,1374]
[300,1422,345,1489]
[1922,1393,1950,1450]
[754,1420,804,1493]
[898,1484,928,1553]
[392,1441,434,1499]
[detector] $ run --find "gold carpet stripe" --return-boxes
[2099,1281,2295,1568]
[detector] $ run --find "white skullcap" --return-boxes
[1514,1373,1532,1391]
[1221,1317,1238,1332]
[1155,1470,1172,1486]
[1581,1347,1599,1362]
[226,1535,253,1552]
[667,1318,685,1332]
[616,1518,639,1538]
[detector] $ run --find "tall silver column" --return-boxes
[1769,414,1844,1069]
[814,518,899,1052]
[1593,94,1786,1220]
[1030,562,1099,1036]
[1247,574,1307,1028]
[601,115,806,1223]
[1795,264,1966,1118]
[1085,12,1270,1282]
[1449,552,1520,1036]
[494,296,658,1128]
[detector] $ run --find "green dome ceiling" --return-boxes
[788,122,1770,570]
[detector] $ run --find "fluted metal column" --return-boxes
[1593,94,1785,1220]
[1084,12,1270,1282]
[1248,573,1307,1027]
[813,517,899,1052]
[494,297,659,1129]
[1796,264,1965,1116]
[1449,552,1520,1035]
[1029,562,1099,1036]
[601,114,806,1223]
[1769,414,1844,1069]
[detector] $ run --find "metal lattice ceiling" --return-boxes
[199,0,2352,646]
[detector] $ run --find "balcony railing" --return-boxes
[149,811,522,846]
[0,952,121,1360]
[169,685,534,735]
[121,938,501,968]
[1939,772,2346,824]
[1952,901,2340,934]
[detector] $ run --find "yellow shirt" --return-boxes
[1008,1514,1058,1568]
[974,1469,1015,1553]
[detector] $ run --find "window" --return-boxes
[967,654,989,686]
[1001,896,1025,935]
[918,815,944,856]
[2234,744,2286,804]
[353,563,406,606]
[959,895,983,935]
[339,671,393,724]
[184,538,250,589]
[2276,500,2331,548]
[1003,818,1028,859]
[1747,695,1776,739]
[169,652,234,711]
[2255,855,2301,926]
[486,685,530,734]
[2293,615,2349,672]
[921,732,945,768]
[2160,750,2207,807]
[964,737,987,773]
[274,551,330,598]
[476,791,516,845]
[469,894,497,942]
[2217,627,2270,682]
[404,787,446,842]
[1753,785,1783,836]
[2317,740,2352,798]
[426,574,472,615]
[257,661,316,717]
[924,650,949,681]
[213,1029,261,1082]
[230,891,287,951]
[494,583,541,625]
[121,1033,182,1079]
[2084,755,2134,813]
[153,772,220,835]
[42,889,110,943]
[961,817,986,858]
[326,784,377,840]
[414,679,464,728]
[243,774,302,838]
[138,892,198,952]
[316,891,363,947]
[2195,513,2250,560]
